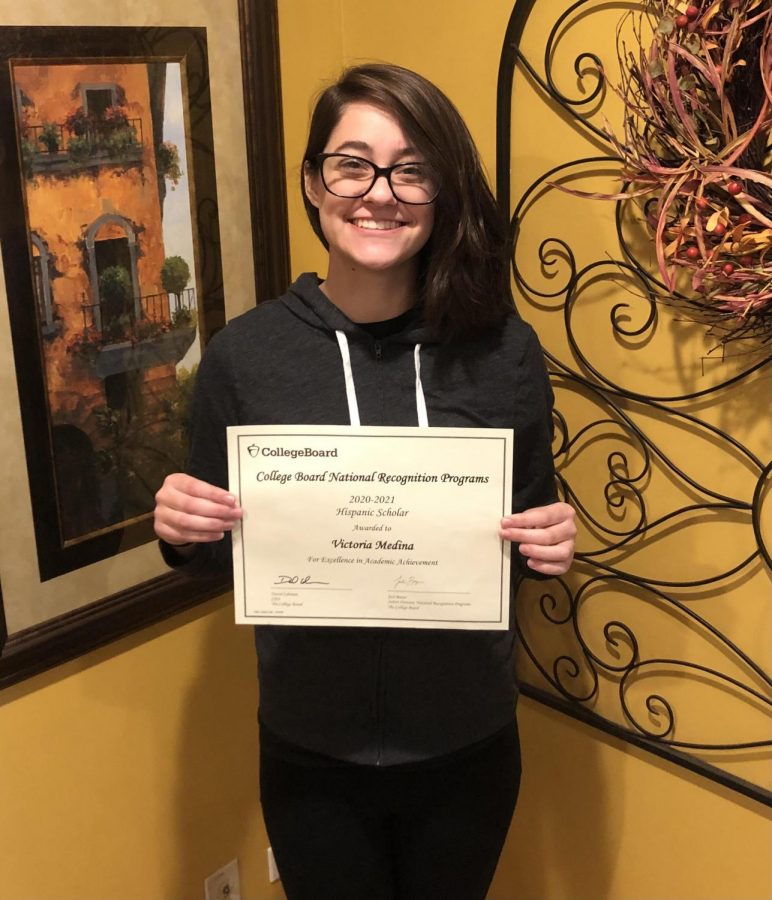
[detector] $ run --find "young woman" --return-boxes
[154,63,575,900]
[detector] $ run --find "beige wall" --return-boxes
[0,2,281,898]
[0,2,770,900]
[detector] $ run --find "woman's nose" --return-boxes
[363,173,397,204]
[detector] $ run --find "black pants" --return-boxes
[259,721,521,900]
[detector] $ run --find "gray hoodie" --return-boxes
[162,273,557,764]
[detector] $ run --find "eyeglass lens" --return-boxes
[321,155,438,204]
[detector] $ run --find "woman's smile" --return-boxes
[348,217,406,231]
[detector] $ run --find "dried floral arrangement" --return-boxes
[582,0,772,347]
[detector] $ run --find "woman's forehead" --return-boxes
[325,103,415,155]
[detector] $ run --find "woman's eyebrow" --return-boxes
[330,139,417,156]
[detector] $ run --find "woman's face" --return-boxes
[304,103,435,278]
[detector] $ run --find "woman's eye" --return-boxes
[338,158,370,173]
[395,164,429,182]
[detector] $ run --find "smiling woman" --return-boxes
[298,64,514,339]
[302,103,437,319]
[153,62,576,900]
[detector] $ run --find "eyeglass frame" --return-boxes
[313,152,441,205]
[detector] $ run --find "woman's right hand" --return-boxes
[154,473,242,546]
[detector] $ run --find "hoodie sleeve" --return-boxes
[511,326,559,580]
[158,327,239,578]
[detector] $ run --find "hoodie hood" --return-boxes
[281,273,431,427]
[282,272,437,346]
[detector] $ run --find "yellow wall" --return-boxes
[0,3,770,900]
[277,6,771,900]
[0,599,278,900]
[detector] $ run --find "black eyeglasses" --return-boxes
[315,153,440,205]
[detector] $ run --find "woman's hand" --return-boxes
[499,501,576,576]
[154,473,242,546]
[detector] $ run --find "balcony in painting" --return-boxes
[22,110,144,176]
[69,288,197,378]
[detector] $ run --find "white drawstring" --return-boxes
[335,330,429,427]
[414,343,428,427]
[335,330,360,426]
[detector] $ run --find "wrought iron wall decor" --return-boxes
[498,0,772,806]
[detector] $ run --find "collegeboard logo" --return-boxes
[246,444,338,459]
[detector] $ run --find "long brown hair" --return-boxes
[301,63,510,341]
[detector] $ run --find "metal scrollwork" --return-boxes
[500,0,772,806]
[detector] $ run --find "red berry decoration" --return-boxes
[738,213,753,224]
[712,222,727,237]
[727,180,744,196]
[686,5,700,19]
[740,255,755,267]
[695,197,709,210]
[686,245,700,259]
[676,13,689,27]
[722,263,735,276]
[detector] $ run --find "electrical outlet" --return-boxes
[267,846,281,883]
[204,859,241,900]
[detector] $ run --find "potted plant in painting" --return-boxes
[156,141,183,187]
[64,107,95,164]
[161,255,191,317]
[98,106,140,161]
[38,122,60,153]
[67,135,92,164]
[102,125,140,161]
[98,265,133,342]
[65,106,93,137]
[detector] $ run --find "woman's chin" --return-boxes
[341,249,418,275]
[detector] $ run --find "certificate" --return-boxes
[227,425,513,630]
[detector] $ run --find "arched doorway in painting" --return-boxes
[84,213,141,338]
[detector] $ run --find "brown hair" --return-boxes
[301,63,510,341]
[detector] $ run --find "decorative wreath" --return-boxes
[585,0,772,347]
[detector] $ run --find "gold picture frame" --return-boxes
[0,3,289,688]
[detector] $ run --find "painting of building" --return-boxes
[12,60,200,544]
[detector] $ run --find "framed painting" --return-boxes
[0,4,289,688]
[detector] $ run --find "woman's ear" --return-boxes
[303,162,322,208]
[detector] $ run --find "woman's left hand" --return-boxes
[499,501,576,576]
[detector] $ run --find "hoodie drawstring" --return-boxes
[335,330,429,427]
[414,343,428,427]
[335,331,361,426]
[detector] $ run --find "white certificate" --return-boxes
[227,425,513,630]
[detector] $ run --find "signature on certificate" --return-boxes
[391,575,424,590]
[274,574,330,586]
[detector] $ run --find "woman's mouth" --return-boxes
[349,219,405,231]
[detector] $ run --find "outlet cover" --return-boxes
[204,859,241,900]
